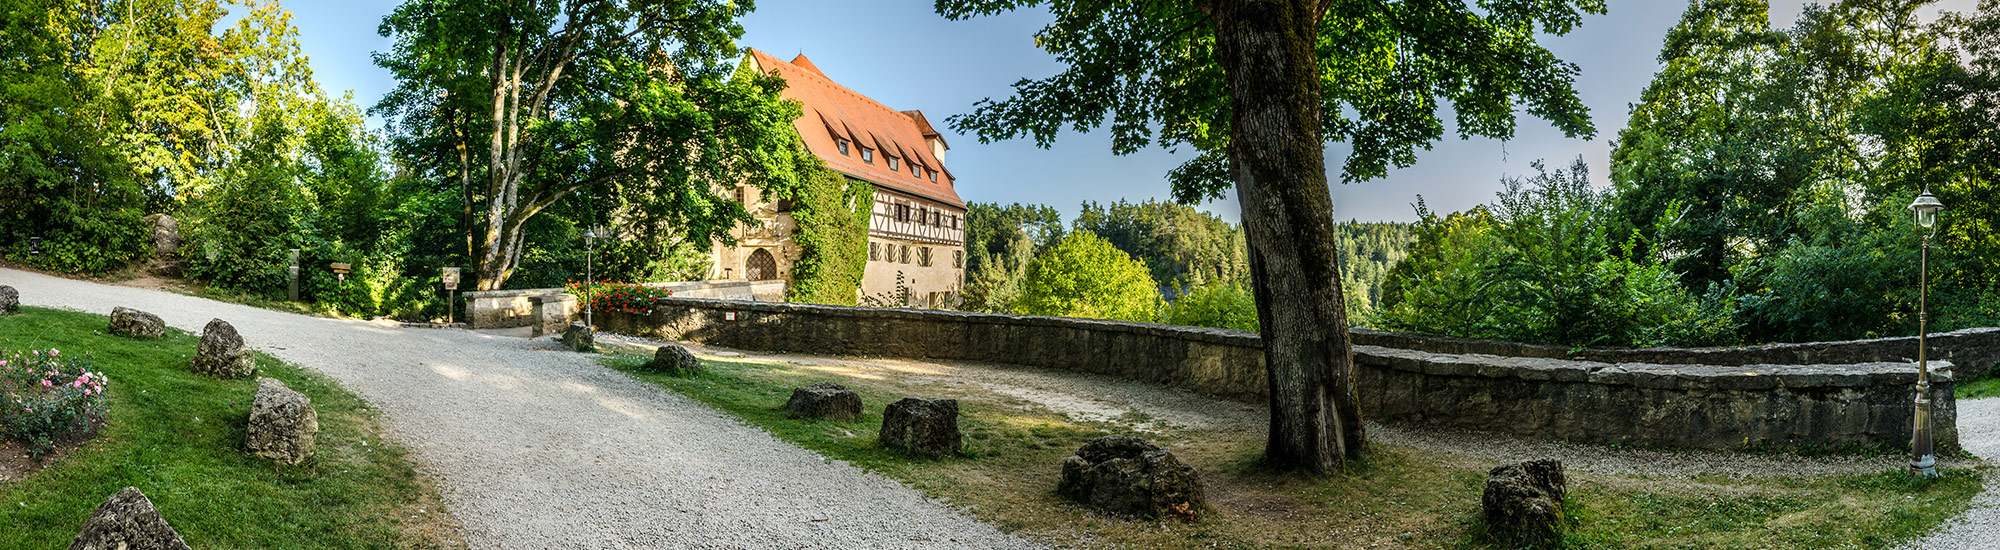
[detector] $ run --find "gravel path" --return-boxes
[1900,397,2000,549]
[1,267,1038,549]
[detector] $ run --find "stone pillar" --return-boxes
[531,294,577,337]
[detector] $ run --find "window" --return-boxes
[919,247,932,267]
[869,242,879,261]
[887,157,899,171]
[733,187,745,203]
[935,210,943,225]
[896,204,909,222]
[954,250,963,268]
[952,215,959,229]
[930,171,938,183]
[918,207,928,225]
[912,165,923,179]
[836,138,850,155]
[900,245,910,264]
[861,148,874,163]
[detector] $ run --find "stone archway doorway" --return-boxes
[746,248,778,281]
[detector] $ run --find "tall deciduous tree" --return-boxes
[374,0,803,290]
[937,0,1600,471]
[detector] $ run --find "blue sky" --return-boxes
[282,0,1978,223]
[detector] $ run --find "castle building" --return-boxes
[709,49,967,307]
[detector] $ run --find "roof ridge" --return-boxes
[752,49,926,135]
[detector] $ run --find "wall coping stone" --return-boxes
[1352,327,2000,372]
[649,296,1262,346]
[648,296,1994,371]
[463,288,569,299]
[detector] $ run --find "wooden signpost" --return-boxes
[330,262,351,282]
[441,267,461,324]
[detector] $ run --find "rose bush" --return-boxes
[566,281,676,315]
[1,348,109,457]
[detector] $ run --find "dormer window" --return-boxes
[929,171,938,183]
[836,138,850,156]
[912,165,923,179]
[861,148,874,163]
[887,157,899,171]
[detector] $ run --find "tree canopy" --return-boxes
[373,0,806,290]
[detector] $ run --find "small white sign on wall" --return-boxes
[725,311,737,321]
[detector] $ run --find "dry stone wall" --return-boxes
[601,297,1964,451]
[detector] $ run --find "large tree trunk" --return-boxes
[1208,0,1364,472]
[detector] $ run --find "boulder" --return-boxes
[1482,459,1567,547]
[880,397,961,456]
[245,378,318,465]
[108,307,165,339]
[562,322,595,352]
[1057,436,1206,520]
[147,260,186,278]
[68,487,191,550]
[784,382,862,421]
[143,213,181,259]
[0,285,16,314]
[648,344,702,376]
[191,318,256,378]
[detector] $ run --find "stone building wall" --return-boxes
[600,297,1965,451]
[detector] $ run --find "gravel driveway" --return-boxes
[1,267,1037,549]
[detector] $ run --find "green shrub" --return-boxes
[1376,158,1736,348]
[1163,282,1259,331]
[0,348,109,457]
[1018,230,1162,322]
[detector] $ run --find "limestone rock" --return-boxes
[0,285,17,314]
[143,213,181,259]
[68,487,191,550]
[1482,459,1567,547]
[191,318,256,378]
[784,382,862,421]
[246,378,318,465]
[1057,436,1206,520]
[562,322,595,352]
[648,344,701,375]
[880,397,961,456]
[109,307,165,339]
[147,260,186,278]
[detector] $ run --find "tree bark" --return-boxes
[1207,0,1364,472]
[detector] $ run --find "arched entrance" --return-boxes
[745,248,778,281]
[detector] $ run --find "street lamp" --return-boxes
[583,227,599,329]
[1908,187,1944,478]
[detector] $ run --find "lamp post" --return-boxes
[583,227,598,329]
[1909,187,1944,478]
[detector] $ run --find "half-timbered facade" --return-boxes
[708,49,967,306]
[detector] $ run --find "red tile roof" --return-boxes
[747,48,964,209]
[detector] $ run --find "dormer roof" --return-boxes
[746,48,963,209]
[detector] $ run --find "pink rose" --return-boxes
[41,380,53,387]
[48,349,58,357]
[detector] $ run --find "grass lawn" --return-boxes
[1956,371,2000,400]
[601,349,1984,549]
[0,307,460,549]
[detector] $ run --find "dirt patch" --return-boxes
[0,423,102,485]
